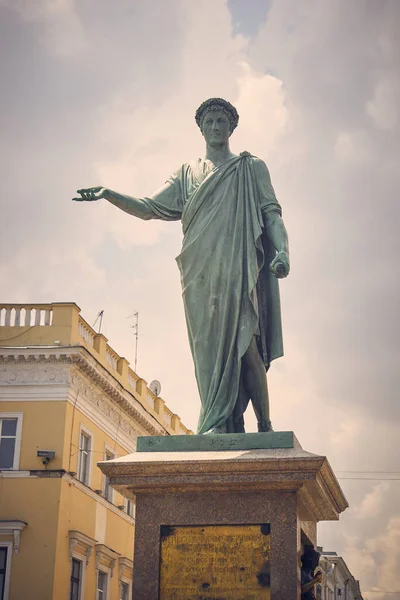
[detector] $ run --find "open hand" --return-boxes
[72,186,107,202]
[269,250,290,278]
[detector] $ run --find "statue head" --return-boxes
[195,98,239,139]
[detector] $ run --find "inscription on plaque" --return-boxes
[159,524,271,600]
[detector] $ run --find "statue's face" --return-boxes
[201,109,231,146]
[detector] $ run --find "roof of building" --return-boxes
[0,302,192,437]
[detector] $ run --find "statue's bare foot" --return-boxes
[233,415,246,433]
[258,420,273,432]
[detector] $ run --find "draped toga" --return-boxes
[142,152,283,434]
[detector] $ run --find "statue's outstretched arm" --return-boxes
[72,186,154,220]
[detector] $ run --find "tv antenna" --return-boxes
[127,311,139,371]
[93,310,104,333]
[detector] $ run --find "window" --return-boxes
[125,500,135,518]
[78,430,91,485]
[0,544,12,600]
[0,414,22,470]
[103,450,115,502]
[69,558,82,600]
[97,570,108,600]
[120,581,129,600]
[0,547,8,600]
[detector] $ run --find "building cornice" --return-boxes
[0,520,27,554]
[69,530,97,565]
[70,351,164,436]
[0,346,167,437]
[95,543,120,577]
[118,556,133,580]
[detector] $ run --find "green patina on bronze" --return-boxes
[136,431,294,452]
[73,98,290,435]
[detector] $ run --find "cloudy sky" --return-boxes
[1,0,399,596]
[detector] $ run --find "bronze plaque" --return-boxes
[159,524,271,600]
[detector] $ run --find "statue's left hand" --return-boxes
[269,250,290,278]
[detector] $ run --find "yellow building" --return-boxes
[0,303,191,600]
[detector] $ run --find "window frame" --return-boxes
[77,425,93,486]
[96,569,109,600]
[102,445,115,503]
[124,498,135,519]
[0,413,23,470]
[120,579,131,600]
[69,555,84,600]
[0,542,13,600]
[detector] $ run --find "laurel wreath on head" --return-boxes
[195,98,239,133]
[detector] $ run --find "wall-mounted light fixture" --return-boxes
[37,450,56,465]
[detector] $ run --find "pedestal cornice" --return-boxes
[99,440,348,521]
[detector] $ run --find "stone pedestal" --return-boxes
[99,433,348,600]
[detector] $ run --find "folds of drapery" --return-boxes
[142,153,283,434]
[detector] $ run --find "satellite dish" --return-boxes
[149,380,161,397]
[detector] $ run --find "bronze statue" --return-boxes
[74,98,290,434]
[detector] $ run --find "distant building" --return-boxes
[316,547,364,600]
[0,302,191,600]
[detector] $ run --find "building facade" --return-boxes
[316,548,364,600]
[0,303,191,600]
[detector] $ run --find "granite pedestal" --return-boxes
[99,433,348,600]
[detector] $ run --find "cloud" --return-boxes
[367,75,400,130]
[342,515,400,599]
[234,62,288,156]
[354,483,390,520]
[334,130,372,165]
[2,0,86,58]
[1,1,399,595]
